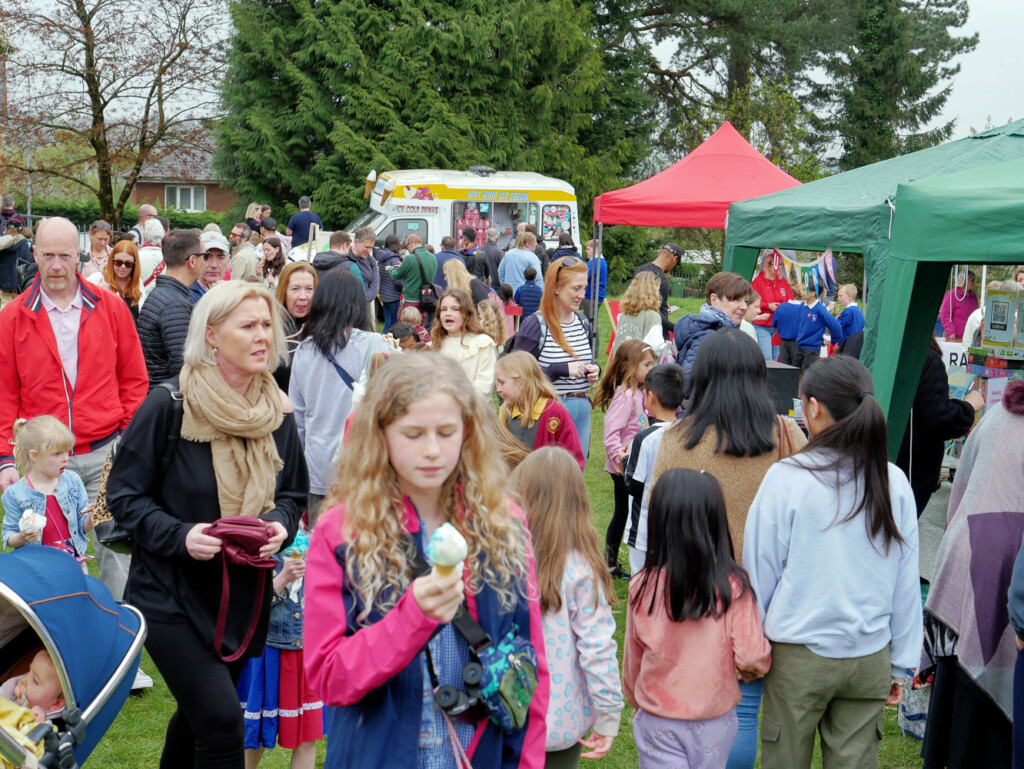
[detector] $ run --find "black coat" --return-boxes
[107,381,307,659]
[895,349,975,512]
[0,236,31,293]
[137,275,193,391]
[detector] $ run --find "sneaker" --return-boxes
[609,564,631,581]
[131,668,154,691]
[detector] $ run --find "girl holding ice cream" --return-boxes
[237,528,323,769]
[304,352,549,769]
[1,416,93,570]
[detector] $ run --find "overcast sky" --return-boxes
[938,0,1022,137]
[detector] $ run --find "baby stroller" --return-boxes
[0,547,145,768]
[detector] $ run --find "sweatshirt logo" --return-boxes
[547,417,560,434]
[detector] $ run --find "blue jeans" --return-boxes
[382,300,400,333]
[726,677,763,769]
[754,324,776,362]
[561,395,591,462]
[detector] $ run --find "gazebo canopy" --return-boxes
[722,119,1024,367]
[873,158,1024,453]
[593,121,801,228]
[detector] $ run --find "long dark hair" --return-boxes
[797,355,904,551]
[303,269,371,359]
[632,469,750,621]
[680,328,776,456]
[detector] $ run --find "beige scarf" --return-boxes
[179,364,284,517]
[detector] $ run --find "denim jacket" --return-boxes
[1,471,90,554]
[267,554,304,649]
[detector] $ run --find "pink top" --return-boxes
[603,385,648,475]
[938,288,979,340]
[623,572,771,720]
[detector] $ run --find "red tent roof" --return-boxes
[593,122,801,228]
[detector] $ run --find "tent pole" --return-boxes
[592,222,604,357]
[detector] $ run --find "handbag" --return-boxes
[411,248,442,314]
[203,516,277,662]
[776,414,795,460]
[91,382,184,554]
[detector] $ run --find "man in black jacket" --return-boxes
[481,227,504,290]
[137,229,205,390]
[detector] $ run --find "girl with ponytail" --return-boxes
[742,355,922,769]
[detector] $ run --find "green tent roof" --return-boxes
[723,119,1024,365]
[872,158,1024,454]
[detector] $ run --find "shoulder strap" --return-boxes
[536,314,547,355]
[406,533,492,651]
[326,352,356,389]
[158,382,184,476]
[411,250,428,283]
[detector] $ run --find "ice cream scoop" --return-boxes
[18,510,46,536]
[426,523,468,578]
[286,529,310,560]
[364,170,377,199]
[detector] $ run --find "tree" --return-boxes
[817,0,976,169]
[216,0,634,227]
[0,0,229,225]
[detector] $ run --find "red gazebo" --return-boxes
[593,121,801,228]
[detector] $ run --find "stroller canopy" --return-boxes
[0,547,144,763]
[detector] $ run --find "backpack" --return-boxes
[411,248,442,314]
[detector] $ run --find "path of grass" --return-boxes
[85,295,924,767]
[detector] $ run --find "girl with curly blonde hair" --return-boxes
[303,352,549,769]
[613,271,664,355]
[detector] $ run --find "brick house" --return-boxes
[129,147,237,214]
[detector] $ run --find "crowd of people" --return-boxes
[0,197,1020,769]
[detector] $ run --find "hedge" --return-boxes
[14,197,229,232]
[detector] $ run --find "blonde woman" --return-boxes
[303,352,549,768]
[612,271,664,355]
[245,202,263,233]
[107,280,307,768]
[476,298,507,348]
[444,258,491,304]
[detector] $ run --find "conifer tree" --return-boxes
[216,0,629,225]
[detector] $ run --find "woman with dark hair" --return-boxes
[550,232,580,262]
[260,237,287,289]
[743,355,921,769]
[273,261,319,391]
[376,233,404,332]
[289,269,388,524]
[513,256,599,459]
[896,336,982,516]
[649,327,805,769]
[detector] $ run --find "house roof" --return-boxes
[135,146,222,184]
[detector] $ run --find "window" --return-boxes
[377,218,428,246]
[165,185,207,212]
[541,205,573,241]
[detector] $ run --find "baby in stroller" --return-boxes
[0,650,65,723]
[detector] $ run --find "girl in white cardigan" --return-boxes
[431,288,497,398]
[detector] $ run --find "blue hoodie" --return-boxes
[673,305,735,394]
[795,301,843,350]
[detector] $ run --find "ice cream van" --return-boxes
[346,167,581,251]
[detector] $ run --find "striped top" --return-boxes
[538,315,592,395]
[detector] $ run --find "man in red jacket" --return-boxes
[0,217,148,604]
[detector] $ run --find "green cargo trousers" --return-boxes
[761,642,890,769]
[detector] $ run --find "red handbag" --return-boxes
[203,517,277,662]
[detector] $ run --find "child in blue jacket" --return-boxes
[771,283,806,367]
[515,267,544,319]
[794,287,843,373]
[830,283,865,345]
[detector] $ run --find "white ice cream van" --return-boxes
[345,167,581,251]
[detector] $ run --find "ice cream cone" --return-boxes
[380,178,396,206]
[364,170,377,198]
[433,563,458,578]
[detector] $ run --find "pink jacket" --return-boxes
[603,385,648,475]
[939,288,978,340]
[624,572,771,720]
[304,497,550,769]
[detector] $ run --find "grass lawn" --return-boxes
[83,295,924,767]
